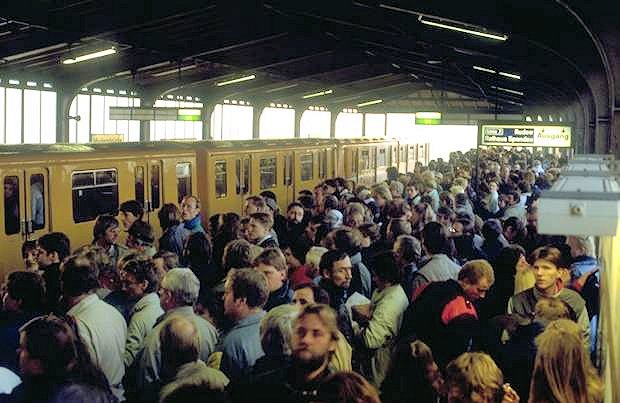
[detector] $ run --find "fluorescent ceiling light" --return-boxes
[302,89,333,99]
[152,65,197,77]
[216,74,256,86]
[357,99,383,107]
[3,43,68,62]
[491,85,524,96]
[418,16,508,41]
[115,70,131,77]
[473,65,496,74]
[499,71,521,80]
[137,62,171,72]
[265,83,299,93]
[62,47,116,65]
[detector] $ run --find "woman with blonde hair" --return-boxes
[445,352,519,403]
[529,319,603,403]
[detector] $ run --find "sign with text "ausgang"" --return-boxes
[479,122,572,148]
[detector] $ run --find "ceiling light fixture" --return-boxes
[357,99,383,107]
[473,65,496,74]
[216,74,256,86]
[62,47,117,65]
[152,65,197,77]
[4,43,69,62]
[499,71,521,80]
[491,85,524,96]
[418,16,507,41]
[302,89,333,99]
[265,83,299,93]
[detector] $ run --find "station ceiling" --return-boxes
[1,1,615,114]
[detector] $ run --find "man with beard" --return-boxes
[231,304,338,403]
[281,202,307,243]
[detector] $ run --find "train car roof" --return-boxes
[0,137,396,158]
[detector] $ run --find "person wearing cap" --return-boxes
[126,221,157,258]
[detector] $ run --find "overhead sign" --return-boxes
[109,107,202,121]
[479,122,572,148]
[415,112,441,125]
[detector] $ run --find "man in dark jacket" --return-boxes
[253,248,293,311]
[36,232,70,313]
[401,259,494,368]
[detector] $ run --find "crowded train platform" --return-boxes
[0,146,608,403]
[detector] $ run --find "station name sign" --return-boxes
[479,122,572,148]
[109,107,202,121]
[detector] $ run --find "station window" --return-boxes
[4,176,20,235]
[300,153,313,181]
[215,161,227,198]
[176,162,192,203]
[151,165,161,210]
[378,148,386,167]
[71,169,119,223]
[135,166,145,204]
[30,174,45,231]
[259,157,277,190]
[284,155,293,186]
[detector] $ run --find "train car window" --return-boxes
[72,169,119,223]
[176,162,192,203]
[370,148,377,170]
[215,161,227,198]
[235,160,242,195]
[400,146,407,163]
[300,153,313,181]
[30,174,45,231]
[409,145,416,161]
[4,176,20,235]
[378,148,386,167]
[259,158,277,189]
[135,166,145,204]
[318,150,327,179]
[284,155,293,186]
[243,159,250,194]
[151,165,161,210]
[360,149,370,171]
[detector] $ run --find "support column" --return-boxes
[330,109,339,138]
[56,91,74,143]
[202,104,214,140]
[294,108,302,138]
[361,112,366,137]
[252,103,265,139]
[139,99,153,142]
[614,108,620,157]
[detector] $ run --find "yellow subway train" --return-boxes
[0,137,429,277]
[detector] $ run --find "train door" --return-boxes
[234,155,251,213]
[134,161,163,224]
[282,152,295,208]
[1,168,50,274]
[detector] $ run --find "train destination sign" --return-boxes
[479,122,571,148]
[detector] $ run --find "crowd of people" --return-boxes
[0,147,605,403]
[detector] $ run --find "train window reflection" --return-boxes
[243,159,250,194]
[284,155,293,186]
[4,176,20,235]
[318,151,327,179]
[72,169,118,223]
[259,157,277,190]
[215,161,227,198]
[378,148,386,167]
[135,166,145,205]
[300,153,313,181]
[151,165,161,210]
[360,149,370,171]
[176,162,192,203]
[30,174,45,231]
